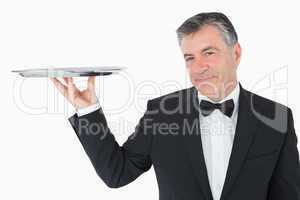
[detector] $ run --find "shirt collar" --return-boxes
[197,82,240,118]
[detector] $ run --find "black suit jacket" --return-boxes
[68,84,300,200]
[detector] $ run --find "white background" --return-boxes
[1,0,299,199]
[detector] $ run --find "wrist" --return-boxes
[76,100,101,117]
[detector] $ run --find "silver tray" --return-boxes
[11,66,126,77]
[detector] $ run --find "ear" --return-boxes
[233,42,242,65]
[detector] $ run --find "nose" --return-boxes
[189,57,208,74]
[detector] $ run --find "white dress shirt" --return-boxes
[75,84,240,200]
[198,83,240,200]
[76,100,101,117]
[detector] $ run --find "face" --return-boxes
[180,25,242,100]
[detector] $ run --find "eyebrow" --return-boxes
[184,46,219,58]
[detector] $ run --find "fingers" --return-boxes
[66,77,75,102]
[50,77,76,103]
[62,77,69,85]
[87,76,96,92]
[50,77,68,98]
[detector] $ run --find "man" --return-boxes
[51,12,300,200]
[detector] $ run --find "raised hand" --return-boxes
[50,76,98,109]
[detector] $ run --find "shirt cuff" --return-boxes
[76,101,101,117]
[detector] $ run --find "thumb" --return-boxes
[87,76,96,91]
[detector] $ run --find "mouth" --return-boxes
[195,76,216,82]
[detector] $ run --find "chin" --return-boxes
[193,81,219,96]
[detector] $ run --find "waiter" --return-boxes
[51,12,300,200]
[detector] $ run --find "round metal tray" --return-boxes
[11,66,126,77]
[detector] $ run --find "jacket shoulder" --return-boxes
[243,88,292,125]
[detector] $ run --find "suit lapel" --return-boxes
[220,84,259,199]
[182,85,260,200]
[182,86,213,200]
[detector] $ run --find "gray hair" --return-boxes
[176,12,238,47]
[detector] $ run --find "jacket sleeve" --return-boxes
[268,108,300,199]
[68,100,155,188]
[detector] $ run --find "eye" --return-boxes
[185,57,194,62]
[204,51,214,56]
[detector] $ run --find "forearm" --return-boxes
[68,107,152,188]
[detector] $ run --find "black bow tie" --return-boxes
[199,99,234,117]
